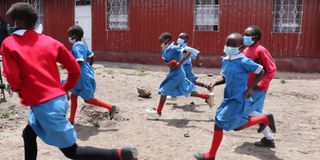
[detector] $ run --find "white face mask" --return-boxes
[223,45,241,56]
[68,37,76,44]
[177,38,185,46]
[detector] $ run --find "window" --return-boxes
[194,0,219,31]
[106,0,129,30]
[76,0,91,6]
[273,0,303,33]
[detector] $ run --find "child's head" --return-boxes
[159,32,172,49]
[177,32,189,45]
[243,25,262,46]
[224,32,244,56]
[6,2,38,31]
[67,25,84,44]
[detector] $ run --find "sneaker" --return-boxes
[266,114,276,133]
[145,108,161,119]
[257,123,267,133]
[194,153,215,160]
[109,105,118,120]
[167,96,177,100]
[254,137,275,148]
[119,146,138,160]
[207,92,214,109]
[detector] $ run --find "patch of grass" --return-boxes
[137,68,148,76]
[280,79,287,84]
[1,111,11,119]
[104,69,114,75]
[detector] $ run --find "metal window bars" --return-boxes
[194,0,220,31]
[106,0,129,30]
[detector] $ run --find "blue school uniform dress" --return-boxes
[215,53,263,131]
[70,41,96,100]
[29,95,76,148]
[179,44,200,83]
[159,43,196,96]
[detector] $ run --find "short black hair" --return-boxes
[248,25,262,40]
[159,32,172,44]
[6,2,38,29]
[178,32,189,40]
[68,25,84,38]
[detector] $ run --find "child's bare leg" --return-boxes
[22,125,38,160]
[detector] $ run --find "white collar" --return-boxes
[12,29,28,36]
[223,53,245,60]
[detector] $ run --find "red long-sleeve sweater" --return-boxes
[243,43,277,91]
[0,30,80,106]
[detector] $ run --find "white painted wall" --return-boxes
[75,5,92,50]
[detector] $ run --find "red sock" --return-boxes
[156,104,164,114]
[237,115,270,130]
[199,93,209,100]
[69,94,78,123]
[204,125,223,158]
[84,98,113,111]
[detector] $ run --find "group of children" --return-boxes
[0,2,277,160]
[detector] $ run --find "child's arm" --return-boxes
[57,45,80,92]
[245,69,265,98]
[209,77,226,90]
[174,50,191,68]
[195,54,202,67]
[1,46,21,92]
[87,56,95,66]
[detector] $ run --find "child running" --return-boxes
[177,32,209,89]
[1,2,137,160]
[67,25,117,124]
[146,32,213,119]
[194,33,276,160]
[243,25,277,148]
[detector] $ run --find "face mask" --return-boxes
[7,24,16,35]
[68,37,76,44]
[177,38,185,46]
[224,45,241,56]
[243,36,255,46]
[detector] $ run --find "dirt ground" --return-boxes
[0,62,320,160]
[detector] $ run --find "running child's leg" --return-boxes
[84,98,117,120]
[249,111,273,139]
[69,94,78,124]
[60,143,137,160]
[235,114,276,133]
[194,125,223,160]
[156,95,167,114]
[190,91,208,100]
[22,125,38,160]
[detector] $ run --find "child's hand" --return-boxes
[169,60,178,68]
[196,61,203,67]
[244,88,254,98]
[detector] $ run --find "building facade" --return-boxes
[1,0,320,72]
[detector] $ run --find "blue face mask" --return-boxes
[177,38,185,46]
[68,37,76,44]
[224,45,241,56]
[243,36,255,46]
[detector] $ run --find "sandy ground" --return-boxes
[0,62,320,160]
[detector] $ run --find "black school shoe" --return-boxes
[109,105,118,120]
[194,153,215,160]
[254,137,276,148]
[120,146,138,160]
[266,114,276,133]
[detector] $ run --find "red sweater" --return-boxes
[1,30,80,106]
[243,43,277,91]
